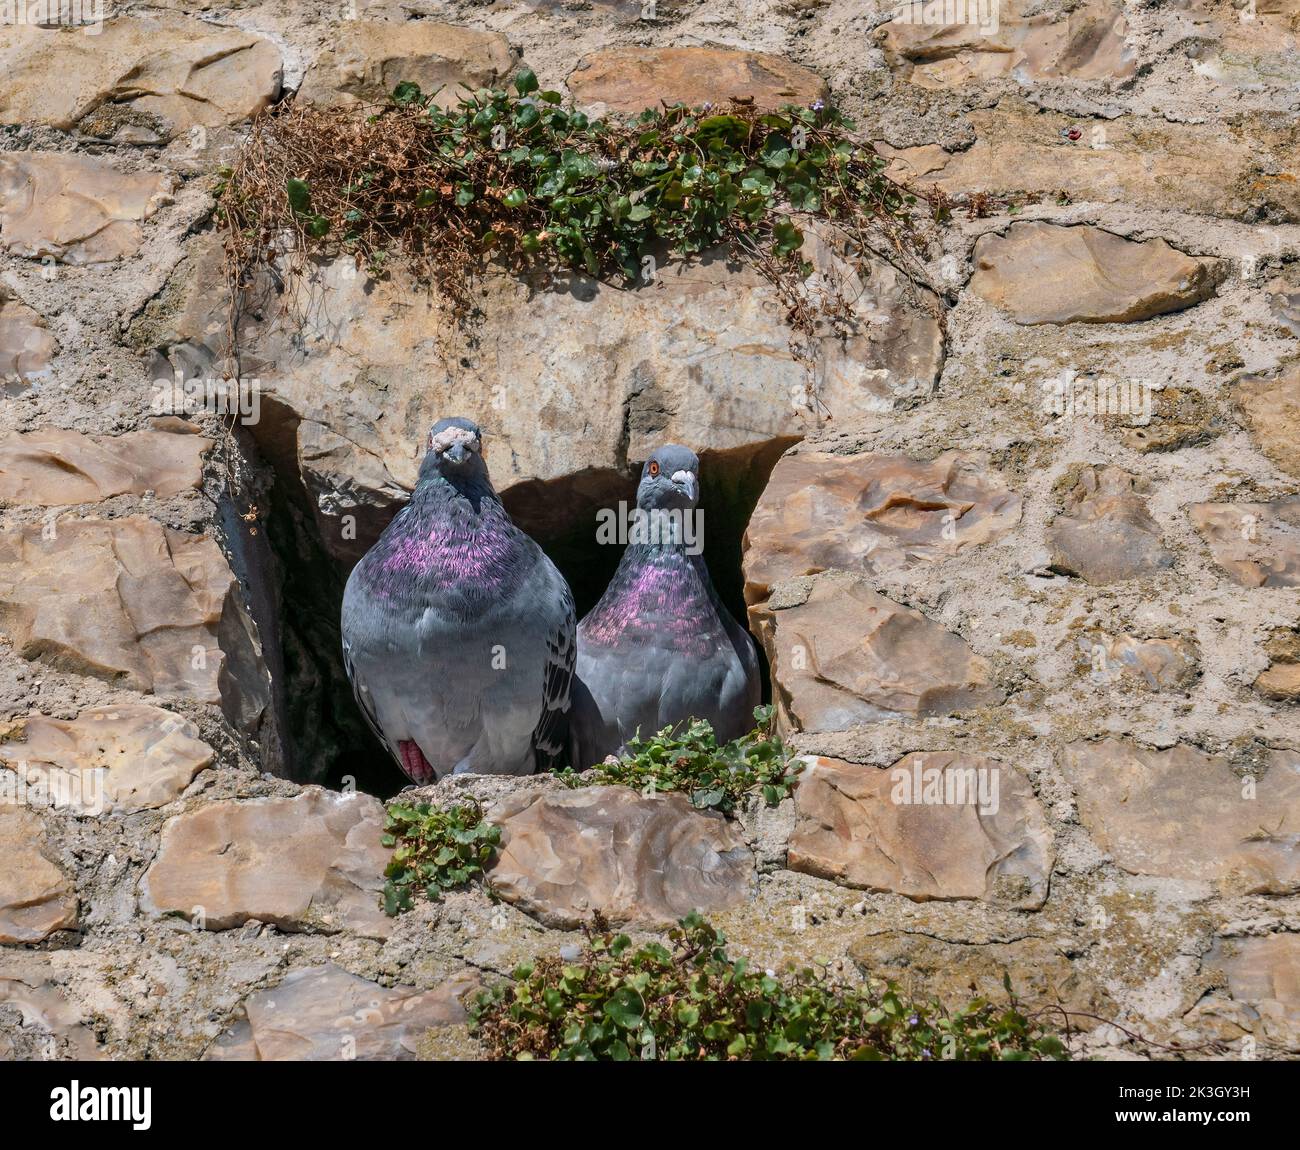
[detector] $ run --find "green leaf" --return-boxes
[514,68,539,95]
[286,178,311,214]
[391,80,423,106]
[772,217,804,255]
[603,987,645,1030]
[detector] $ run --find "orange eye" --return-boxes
[648,460,660,477]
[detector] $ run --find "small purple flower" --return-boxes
[908,1015,919,1027]
[811,99,825,112]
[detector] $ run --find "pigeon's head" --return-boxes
[422,417,487,480]
[636,444,700,512]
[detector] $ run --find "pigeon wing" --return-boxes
[530,572,576,768]
[342,632,396,760]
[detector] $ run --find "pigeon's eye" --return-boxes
[648,460,660,477]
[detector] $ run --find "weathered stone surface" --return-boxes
[971,223,1217,325]
[1254,626,1300,702]
[881,103,1300,223]
[0,956,105,1060]
[0,808,77,944]
[1235,363,1300,478]
[0,516,270,726]
[0,705,214,815]
[1271,289,1300,338]
[1184,0,1300,91]
[1190,499,1300,588]
[1061,740,1300,892]
[204,963,479,1061]
[139,790,393,938]
[0,15,281,142]
[849,931,1107,1017]
[789,754,1054,909]
[1049,466,1173,584]
[1120,387,1221,453]
[1255,662,1300,702]
[0,153,173,264]
[0,423,209,506]
[1072,632,1199,691]
[298,20,515,111]
[876,0,1136,89]
[1204,935,1300,1050]
[487,786,754,929]
[568,46,827,114]
[148,233,941,564]
[742,450,1020,602]
[0,290,55,393]
[751,572,1002,732]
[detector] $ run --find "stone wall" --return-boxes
[0,0,1297,1060]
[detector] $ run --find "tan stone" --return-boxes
[204,963,479,1061]
[567,46,827,114]
[1049,465,1173,584]
[971,223,1217,325]
[0,516,269,725]
[0,705,214,815]
[0,955,105,1060]
[1204,935,1300,1050]
[1235,363,1300,478]
[139,790,393,939]
[876,0,1136,89]
[789,754,1054,909]
[298,20,515,111]
[1271,290,1300,338]
[0,290,56,391]
[0,15,281,142]
[1061,740,1300,893]
[751,572,1002,733]
[883,103,1300,223]
[0,808,77,944]
[1254,662,1300,702]
[742,450,1020,602]
[1072,632,1199,691]
[487,786,754,930]
[849,931,1108,1018]
[1190,499,1300,588]
[149,232,940,564]
[0,152,173,265]
[0,424,209,506]
[1185,0,1300,91]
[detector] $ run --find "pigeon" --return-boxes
[341,417,575,784]
[569,444,761,766]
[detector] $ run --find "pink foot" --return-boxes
[398,740,436,784]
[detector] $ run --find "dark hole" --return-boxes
[252,431,785,797]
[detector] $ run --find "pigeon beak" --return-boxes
[444,442,469,466]
[671,469,697,503]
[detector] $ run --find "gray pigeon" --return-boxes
[341,417,575,784]
[570,445,761,767]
